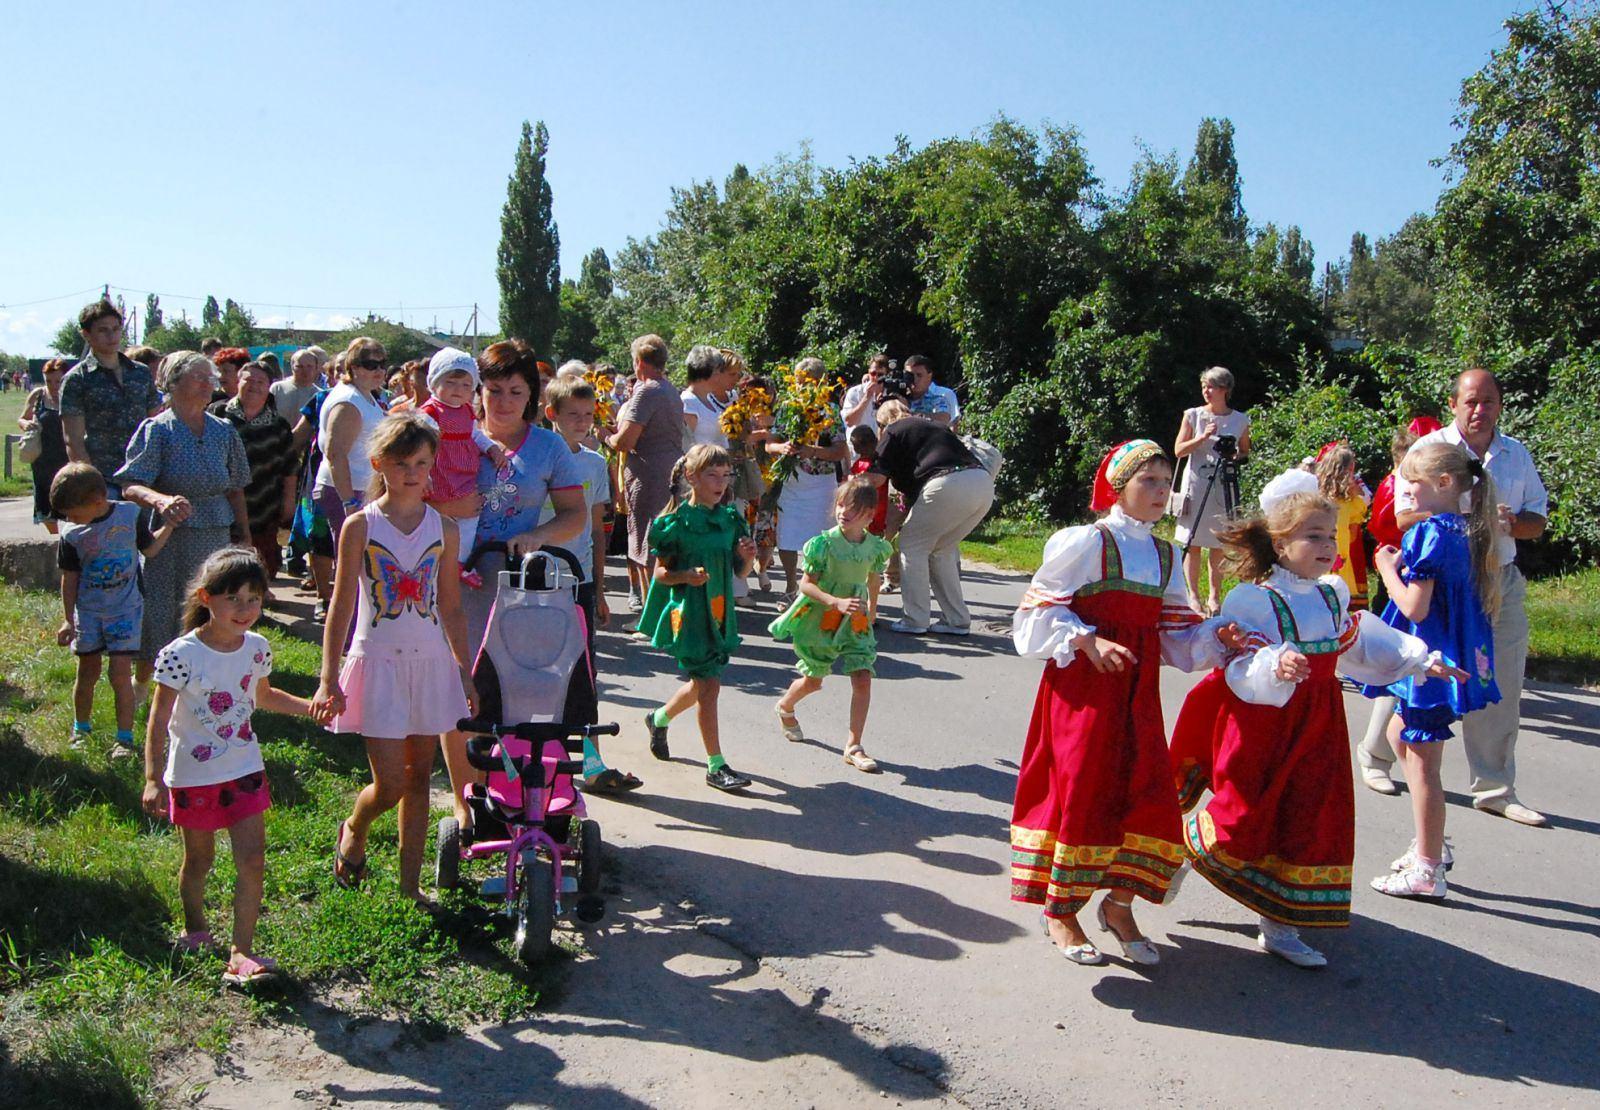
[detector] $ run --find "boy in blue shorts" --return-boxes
[52,462,176,755]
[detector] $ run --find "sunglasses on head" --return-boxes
[353,357,387,371]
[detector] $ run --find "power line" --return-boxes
[108,285,476,313]
[0,285,106,309]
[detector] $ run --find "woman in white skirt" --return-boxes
[314,413,476,905]
[770,358,849,601]
[1171,366,1251,615]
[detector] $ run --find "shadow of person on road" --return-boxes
[633,776,1006,876]
[1520,682,1600,749]
[1091,914,1600,1091]
[614,842,1025,959]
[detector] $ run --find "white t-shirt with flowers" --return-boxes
[153,630,274,788]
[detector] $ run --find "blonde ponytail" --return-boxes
[1401,442,1502,620]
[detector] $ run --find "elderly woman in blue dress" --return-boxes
[117,352,250,673]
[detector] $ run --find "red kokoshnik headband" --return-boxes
[1091,439,1166,512]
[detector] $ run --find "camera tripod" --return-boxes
[1179,454,1240,559]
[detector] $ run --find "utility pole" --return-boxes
[471,303,480,356]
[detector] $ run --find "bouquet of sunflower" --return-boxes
[760,363,844,510]
[583,365,618,430]
[721,382,774,502]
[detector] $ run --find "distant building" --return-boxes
[1328,329,1367,354]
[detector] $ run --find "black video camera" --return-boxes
[878,370,913,402]
[1214,433,1239,460]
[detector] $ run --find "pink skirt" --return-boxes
[330,639,470,739]
[169,771,271,831]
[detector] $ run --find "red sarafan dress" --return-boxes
[1010,507,1226,918]
[1169,568,1432,928]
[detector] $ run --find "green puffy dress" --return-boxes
[769,527,894,676]
[639,502,748,678]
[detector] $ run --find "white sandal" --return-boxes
[774,704,804,742]
[1096,897,1160,965]
[1371,861,1447,899]
[1040,913,1103,965]
[842,744,879,773]
[1390,837,1454,873]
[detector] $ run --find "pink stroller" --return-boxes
[436,546,612,963]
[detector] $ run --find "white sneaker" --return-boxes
[1257,919,1327,968]
[890,620,930,634]
[1390,838,1454,873]
[1475,798,1548,826]
[1361,765,1400,796]
[929,622,971,636]
[1372,861,1447,899]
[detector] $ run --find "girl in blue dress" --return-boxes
[1365,441,1502,899]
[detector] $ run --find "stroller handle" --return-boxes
[458,719,621,741]
[461,540,585,581]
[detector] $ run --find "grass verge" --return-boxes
[964,517,1599,686]
[0,588,547,1107]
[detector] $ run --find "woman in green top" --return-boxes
[771,478,893,773]
[639,444,758,792]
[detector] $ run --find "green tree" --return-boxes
[144,294,163,336]
[318,316,432,365]
[201,295,221,330]
[217,299,259,346]
[51,320,86,358]
[553,281,603,363]
[1433,4,1600,384]
[497,120,561,354]
[579,248,613,299]
[143,316,202,352]
[1182,117,1246,242]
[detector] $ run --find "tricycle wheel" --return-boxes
[435,817,460,890]
[577,819,603,894]
[514,858,554,964]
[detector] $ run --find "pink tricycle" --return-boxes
[437,718,615,963]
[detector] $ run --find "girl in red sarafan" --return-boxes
[1009,440,1239,967]
[1167,471,1464,969]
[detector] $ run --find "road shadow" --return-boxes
[614,842,1024,960]
[893,758,1019,808]
[1521,682,1600,748]
[633,777,1006,876]
[1092,914,1600,1091]
[0,725,144,826]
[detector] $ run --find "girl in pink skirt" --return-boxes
[142,547,323,987]
[315,412,478,906]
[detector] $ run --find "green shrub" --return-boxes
[1520,349,1600,565]
[1237,371,1395,508]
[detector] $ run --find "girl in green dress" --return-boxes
[770,478,893,772]
[639,444,759,792]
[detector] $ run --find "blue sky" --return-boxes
[2,1,1517,356]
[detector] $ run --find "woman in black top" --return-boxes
[865,399,995,635]
[21,359,71,533]
[210,361,296,577]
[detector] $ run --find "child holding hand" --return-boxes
[1167,472,1465,969]
[770,477,893,773]
[52,462,177,755]
[143,547,323,987]
[1365,442,1502,899]
[315,413,477,905]
[638,444,759,792]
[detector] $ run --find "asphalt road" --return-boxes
[576,563,1600,1109]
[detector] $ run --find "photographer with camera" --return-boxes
[842,354,893,437]
[1170,366,1251,615]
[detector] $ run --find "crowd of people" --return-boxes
[21,297,1552,984]
[25,299,999,984]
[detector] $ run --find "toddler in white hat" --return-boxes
[418,347,508,564]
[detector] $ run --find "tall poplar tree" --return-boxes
[145,293,162,335]
[1183,117,1246,242]
[497,120,561,353]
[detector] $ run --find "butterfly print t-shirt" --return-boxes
[153,630,273,788]
[349,503,451,647]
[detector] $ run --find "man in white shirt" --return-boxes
[841,354,892,435]
[1360,368,1549,825]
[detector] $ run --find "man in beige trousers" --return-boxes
[865,400,995,635]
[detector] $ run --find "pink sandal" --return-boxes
[222,954,279,987]
[174,930,219,953]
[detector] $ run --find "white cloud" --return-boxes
[0,309,58,356]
